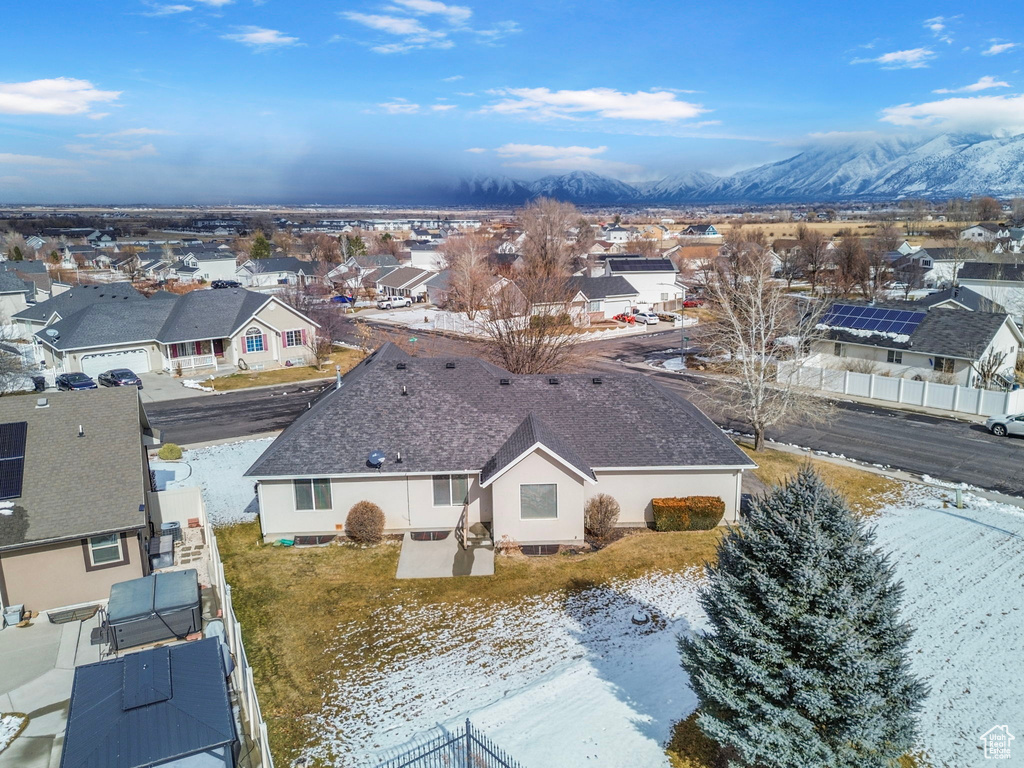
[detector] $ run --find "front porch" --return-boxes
[162,338,226,372]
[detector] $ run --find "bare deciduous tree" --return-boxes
[304,233,342,264]
[936,228,978,287]
[518,198,580,279]
[971,348,1009,389]
[439,232,493,320]
[829,231,868,298]
[973,196,1002,222]
[795,225,830,294]
[482,274,584,374]
[704,260,830,451]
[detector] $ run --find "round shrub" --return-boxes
[346,500,385,543]
[157,442,183,461]
[584,493,620,540]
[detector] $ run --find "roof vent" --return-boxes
[401,385,408,396]
[35,397,48,409]
[592,377,602,384]
[445,362,456,369]
[548,377,559,385]
[499,378,511,385]
[367,450,386,469]
[396,362,407,370]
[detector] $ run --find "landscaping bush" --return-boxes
[652,496,725,531]
[584,493,620,540]
[157,442,183,461]
[345,501,385,543]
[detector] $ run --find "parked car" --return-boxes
[633,310,660,325]
[984,413,1024,437]
[98,368,143,389]
[682,298,705,308]
[377,296,412,309]
[56,372,98,391]
[211,280,242,289]
[331,294,355,304]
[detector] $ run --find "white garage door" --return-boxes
[80,349,151,378]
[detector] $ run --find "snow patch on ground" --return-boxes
[0,714,27,753]
[151,438,273,525]
[312,569,708,767]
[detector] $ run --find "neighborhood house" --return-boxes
[245,344,754,545]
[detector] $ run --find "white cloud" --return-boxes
[483,87,707,122]
[387,0,471,24]
[222,26,300,49]
[474,20,520,42]
[983,42,1017,56]
[464,147,487,153]
[442,75,463,82]
[66,143,159,160]
[0,153,71,167]
[142,3,194,15]
[933,75,1010,94]
[378,99,420,114]
[78,127,171,138]
[343,12,449,52]
[87,112,110,120]
[430,104,456,111]
[493,143,643,176]
[923,15,958,44]
[852,47,936,69]
[880,93,1024,134]
[192,0,233,5]
[0,77,121,116]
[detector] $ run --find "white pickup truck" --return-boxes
[377,296,413,309]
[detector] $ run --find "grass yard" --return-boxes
[217,523,721,766]
[209,347,363,391]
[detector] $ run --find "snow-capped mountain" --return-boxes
[448,132,1024,205]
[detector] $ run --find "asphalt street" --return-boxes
[146,318,1024,496]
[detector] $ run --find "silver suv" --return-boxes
[984,413,1024,437]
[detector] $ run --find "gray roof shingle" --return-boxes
[245,344,753,478]
[13,282,144,324]
[480,413,596,484]
[567,275,638,300]
[0,387,149,551]
[959,262,1024,282]
[919,286,1005,313]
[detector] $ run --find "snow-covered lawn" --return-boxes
[0,714,27,754]
[151,437,273,525]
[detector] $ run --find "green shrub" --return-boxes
[652,496,725,531]
[345,500,385,543]
[157,442,183,460]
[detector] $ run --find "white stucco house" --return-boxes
[245,344,754,546]
[604,258,684,308]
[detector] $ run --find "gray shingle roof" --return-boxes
[353,254,399,269]
[158,288,271,343]
[567,275,638,300]
[13,282,144,324]
[480,413,596,484]
[243,256,311,274]
[61,638,236,768]
[245,344,753,478]
[0,270,31,294]
[959,262,1024,282]
[377,266,433,289]
[919,286,1005,313]
[0,387,149,551]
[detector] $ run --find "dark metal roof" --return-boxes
[245,343,753,478]
[606,258,676,273]
[61,638,236,768]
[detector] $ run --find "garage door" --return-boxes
[80,349,151,378]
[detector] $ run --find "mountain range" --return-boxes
[440,133,1024,206]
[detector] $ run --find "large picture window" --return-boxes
[87,534,124,566]
[295,479,332,510]
[432,474,469,506]
[520,484,557,520]
[245,327,265,353]
[284,329,304,348]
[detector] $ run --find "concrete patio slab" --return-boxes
[396,532,494,579]
[0,621,62,696]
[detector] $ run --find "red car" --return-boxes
[683,298,705,308]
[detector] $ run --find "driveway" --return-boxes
[0,616,101,768]
[138,371,216,403]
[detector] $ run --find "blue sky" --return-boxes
[1,0,1022,203]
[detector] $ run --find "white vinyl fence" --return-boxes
[207,519,276,768]
[778,361,1024,417]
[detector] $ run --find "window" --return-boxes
[520,484,557,520]
[284,329,304,348]
[432,474,469,506]
[661,292,669,302]
[933,356,954,373]
[588,300,602,313]
[245,327,265,353]
[887,350,903,364]
[834,342,845,357]
[294,479,332,510]
[87,534,123,566]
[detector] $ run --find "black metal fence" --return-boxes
[373,720,524,768]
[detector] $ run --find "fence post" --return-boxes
[868,372,875,399]
[952,384,960,412]
[465,720,473,768]
[819,366,825,390]
[1005,390,1013,414]
[843,370,850,395]
[922,380,929,407]
[897,377,905,404]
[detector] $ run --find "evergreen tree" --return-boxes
[679,467,927,768]
[250,233,272,259]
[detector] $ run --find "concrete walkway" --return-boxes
[395,532,495,579]
[0,616,101,768]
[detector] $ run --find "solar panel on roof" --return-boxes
[822,304,926,336]
[0,421,27,501]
